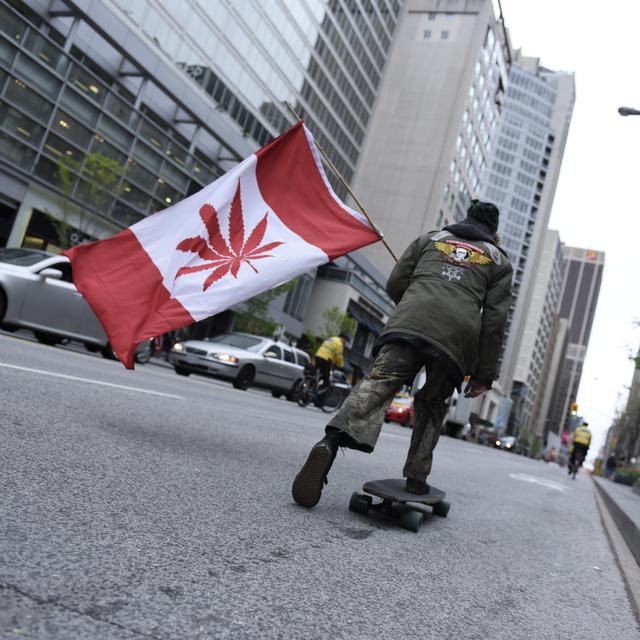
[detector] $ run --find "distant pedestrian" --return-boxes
[605,454,617,479]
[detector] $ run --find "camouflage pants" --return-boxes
[327,342,456,481]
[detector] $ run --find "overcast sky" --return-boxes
[499,0,640,459]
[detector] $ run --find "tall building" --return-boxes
[346,0,509,276]
[509,229,564,437]
[545,246,605,435]
[479,52,575,428]
[107,0,403,197]
[0,0,402,344]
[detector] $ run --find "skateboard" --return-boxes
[349,478,450,532]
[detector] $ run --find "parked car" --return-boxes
[169,332,310,396]
[0,247,151,362]
[384,392,414,427]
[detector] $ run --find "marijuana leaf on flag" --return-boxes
[175,182,284,290]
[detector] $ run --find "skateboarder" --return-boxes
[292,200,512,507]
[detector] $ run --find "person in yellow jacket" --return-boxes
[568,422,592,474]
[314,333,348,391]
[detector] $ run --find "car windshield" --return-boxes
[208,334,263,352]
[392,396,413,406]
[0,248,51,266]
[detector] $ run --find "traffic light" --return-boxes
[570,402,578,416]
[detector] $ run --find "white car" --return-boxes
[0,247,151,362]
[169,332,310,396]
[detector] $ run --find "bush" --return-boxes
[616,468,640,479]
[613,468,640,486]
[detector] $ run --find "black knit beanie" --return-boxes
[467,199,500,233]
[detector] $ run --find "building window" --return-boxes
[441,31,449,40]
[283,274,314,321]
[423,30,431,39]
[428,13,436,20]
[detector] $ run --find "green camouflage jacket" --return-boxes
[382,223,513,387]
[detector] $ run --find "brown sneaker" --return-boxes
[292,438,337,508]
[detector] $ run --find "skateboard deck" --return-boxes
[349,478,450,532]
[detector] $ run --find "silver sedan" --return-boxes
[0,247,151,362]
[169,332,310,396]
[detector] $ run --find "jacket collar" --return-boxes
[443,220,509,257]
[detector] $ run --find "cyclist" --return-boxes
[568,422,591,474]
[314,333,349,392]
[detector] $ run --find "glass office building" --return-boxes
[108,0,402,193]
[0,0,401,340]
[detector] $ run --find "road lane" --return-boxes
[1,333,637,639]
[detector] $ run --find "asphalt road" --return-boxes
[1,332,638,639]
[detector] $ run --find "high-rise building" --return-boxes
[480,52,575,425]
[545,246,605,435]
[509,229,564,437]
[295,0,510,377]
[0,0,402,343]
[107,0,403,197]
[346,0,509,277]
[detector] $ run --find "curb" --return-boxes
[593,477,640,568]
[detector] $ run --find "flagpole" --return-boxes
[284,102,398,263]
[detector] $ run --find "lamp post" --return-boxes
[618,106,640,116]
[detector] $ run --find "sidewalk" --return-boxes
[593,476,640,567]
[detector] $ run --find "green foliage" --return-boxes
[320,306,356,340]
[530,435,542,459]
[299,331,321,356]
[616,468,640,479]
[233,281,294,337]
[49,151,124,249]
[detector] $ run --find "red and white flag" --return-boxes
[64,122,380,368]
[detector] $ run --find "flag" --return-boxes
[64,122,380,368]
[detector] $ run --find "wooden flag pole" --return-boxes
[284,102,398,263]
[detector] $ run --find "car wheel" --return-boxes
[175,366,191,376]
[384,417,390,423]
[100,344,117,360]
[286,379,302,402]
[271,391,282,399]
[34,331,60,346]
[0,291,7,325]
[233,365,255,390]
[135,345,152,364]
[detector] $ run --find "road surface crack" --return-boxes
[0,581,164,639]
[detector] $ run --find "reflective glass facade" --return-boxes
[481,63,560,299]
[0,0,238,233]
[108,0,403,194]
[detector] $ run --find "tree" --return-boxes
[50,151,124,250]
[320,306,356,340]
[232,281,294,337]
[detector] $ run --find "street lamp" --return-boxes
[618,106,640,116]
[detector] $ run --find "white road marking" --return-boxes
[509,473,568,493]
[381,431,410,440]
[0,362,184,400]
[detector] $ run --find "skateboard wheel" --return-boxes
[400,509,423,532]
[349,492,372,514]
[432,500,450,518]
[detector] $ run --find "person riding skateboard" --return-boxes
[292,200,513,507]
